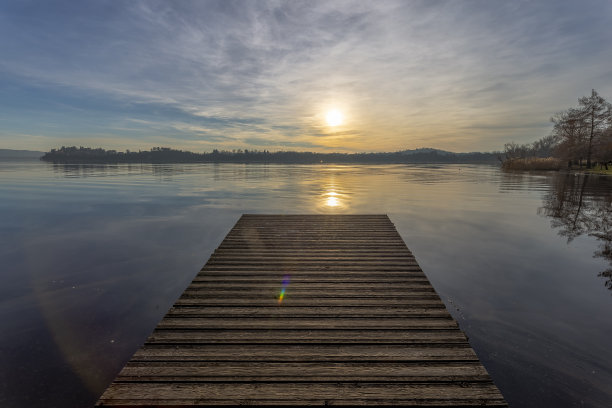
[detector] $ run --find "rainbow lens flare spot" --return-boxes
[277,275,290,305]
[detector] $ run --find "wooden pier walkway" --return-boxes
[97,214,506,406]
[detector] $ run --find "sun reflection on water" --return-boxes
[325,191,340,207]
[319,184,349,211]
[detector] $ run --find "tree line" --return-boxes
[41,146,500,164]
[504,89,612,169]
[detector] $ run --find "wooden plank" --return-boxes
[174,297,445,306]
[97,383,506,406]
[155,317,458,330]
[145,329,470,345]
[196,269,427,275]
[181,289,437,297]
[166,306,449,317]
[130,345,478,361]
[97,214,506,407]
[199,266,426,271]
[191,276,430,282]
[184,283,434,290]
[212,248,414,252]
[116,362,491,382]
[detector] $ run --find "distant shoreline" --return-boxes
[39,146,501,165]
[0,149,44,160]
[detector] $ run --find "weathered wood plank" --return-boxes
[166,306,449,317]
[191,276,430,282]
[97,383,506,406]
[96,214,506,407]
[204,262,421,267]
[181,289,437,297]
[196,269,427,276]
[213,249,414,253]
[185,282,433,289]
[155,317,458,330]
[116,363,490,382]
[145,329,469,345]
[130,345,478,362]
[174,297,445,306]
[199,266,426,272]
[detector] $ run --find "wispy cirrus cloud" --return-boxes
[1,0,611,151]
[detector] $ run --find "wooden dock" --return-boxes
[97,214,506,406]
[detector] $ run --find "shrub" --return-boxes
[501,157,562,171]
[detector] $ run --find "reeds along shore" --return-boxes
[501,157,562,171]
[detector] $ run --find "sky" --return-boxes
[1,0,612,153]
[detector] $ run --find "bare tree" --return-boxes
[551,108,588,165]
[577,89,612,168]
[503,142,528,160]
[593,126,612,169]
[531,134,559,157]
[551,90,612,168]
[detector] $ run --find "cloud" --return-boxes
[1,0,612,152]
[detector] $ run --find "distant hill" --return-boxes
[398,148,455,156]
[0,149,44,159]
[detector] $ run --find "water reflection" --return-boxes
[538,173,612,291]
[3,161,612,407]
[324,191,340,207]
[308,167,352,212]
[49,162,188,180]
[318,182,350,211]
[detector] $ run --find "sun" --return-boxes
[326,109,343,127]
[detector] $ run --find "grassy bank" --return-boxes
[502,157,612,175]
[584,167,612,175]
[501,157,562,171]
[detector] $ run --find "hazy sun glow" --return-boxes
[326,110,343,127]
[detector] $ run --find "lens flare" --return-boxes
[278,274,290,305]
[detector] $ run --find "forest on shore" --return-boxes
[41,147,500,164]
[503,89,612,171]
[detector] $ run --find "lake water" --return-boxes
[1,161,611,407]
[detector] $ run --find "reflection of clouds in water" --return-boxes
[4,161,612,407]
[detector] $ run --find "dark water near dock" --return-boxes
[1,161,611,407]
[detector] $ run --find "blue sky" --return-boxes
[1,0,612,152]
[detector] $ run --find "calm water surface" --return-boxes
[1,161,611,407]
